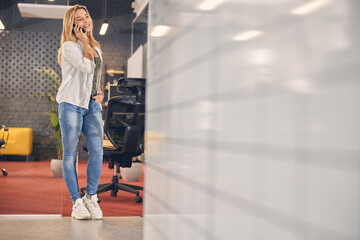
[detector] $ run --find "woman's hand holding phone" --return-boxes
[73,24,85,33]
[73,24,93,61]
[73,24,89,44]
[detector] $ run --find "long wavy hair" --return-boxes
[57,5,101,65]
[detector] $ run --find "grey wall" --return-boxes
[0,0,135,160]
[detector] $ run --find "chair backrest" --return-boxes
[104,78,145,166]
[117,78,146,105]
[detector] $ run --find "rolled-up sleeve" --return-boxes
[62,41,95,74]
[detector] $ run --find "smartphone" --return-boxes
[73,24,85,34]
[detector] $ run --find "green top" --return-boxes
[91,56,102,95]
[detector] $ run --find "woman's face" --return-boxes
[74,9,92,33]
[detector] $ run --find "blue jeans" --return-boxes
[59,99,103,203]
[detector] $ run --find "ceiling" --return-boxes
[0,0,135,32]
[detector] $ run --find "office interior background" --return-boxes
[1,0,360,239]
[0,0,141,161]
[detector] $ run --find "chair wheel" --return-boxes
[135,196,142,203]
[111,191,117,197]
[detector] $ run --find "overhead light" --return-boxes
[99,21,109,35]
[233,30,263,41]
[0,20,5,30]
[198,0,226,11]
[150,25,171,37]
[290,0,331,15]
[17,3,71,19]
[99,0,108,35]
[48,0,55,2]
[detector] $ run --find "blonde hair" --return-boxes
[57,5,101,65]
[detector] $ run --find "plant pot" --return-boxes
[50,157,78,178]
[120,162,142,182]
[50,159,63,178]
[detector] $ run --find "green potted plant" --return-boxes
[32,67,63,177]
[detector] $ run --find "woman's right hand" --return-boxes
[73,24,89,45]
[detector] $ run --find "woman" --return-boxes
[56,5,104,220]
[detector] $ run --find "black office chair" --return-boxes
[0,125,9,176]
[81,78,145,203]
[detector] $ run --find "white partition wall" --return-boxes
[128,45,144,78]
[144,0,360,239]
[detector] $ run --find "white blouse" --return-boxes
[56,39,102,109]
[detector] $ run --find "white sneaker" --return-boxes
[71,198,90,220]
[82,194,103,220]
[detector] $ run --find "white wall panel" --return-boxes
[144,0,360,239]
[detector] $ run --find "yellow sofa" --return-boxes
[0,127,33,161]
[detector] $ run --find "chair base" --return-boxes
[80,163,143,203]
